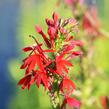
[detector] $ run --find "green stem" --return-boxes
[56,93,60,109]
[49,91,60,109]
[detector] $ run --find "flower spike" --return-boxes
[18,12,82,109]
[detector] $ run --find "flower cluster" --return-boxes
[18,12,82,109]
[82,6,101,37]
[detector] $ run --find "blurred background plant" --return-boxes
[0,0,109,109]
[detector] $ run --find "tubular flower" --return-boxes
[82,6,101,37]
[18,12,82,109]
[61,96,80,109]
[59,78,76,96]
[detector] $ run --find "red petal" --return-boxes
[27,58,37,73]
[24,54,44,74]
[35,54,44,70]
[56,56,72,75]
[41,73,48,89]
[45,18,54,27]
[35,25,51,48]
[52,12,58,25]
[35,71,48,89]
[72,51,82,56]
[18,75,32,90]
[36,76,41,88]
[66,97,80,109]
[67,51,82,60]
[60,79,76,95]
[62,65,69,73]
[18,77,26,85]
[62,60,72,67]
[29,77,35,85]
[20,63,27,69]
[71,40,83,46]
[48,27,56,39]
[22,46,33,52]
[25,55,37,74]
[20,57,29,69]
[35,25,42,33]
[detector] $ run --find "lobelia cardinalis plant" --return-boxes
[18,12,83,109]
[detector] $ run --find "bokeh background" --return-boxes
[0,0,109,109]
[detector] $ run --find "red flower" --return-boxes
[35,25,51,48]
[46,18,54,27]
[61,40,82,52]
[82,6,100,36]
[60,78,76,95]
[65,97,80,109]
[34,70,48,89]
[20,54,44,74]
[18,74,32,90]
[22,44,42,52]
[56,55,72,76]
[52,12,59,27]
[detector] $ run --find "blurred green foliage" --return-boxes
[8,0,109,109]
